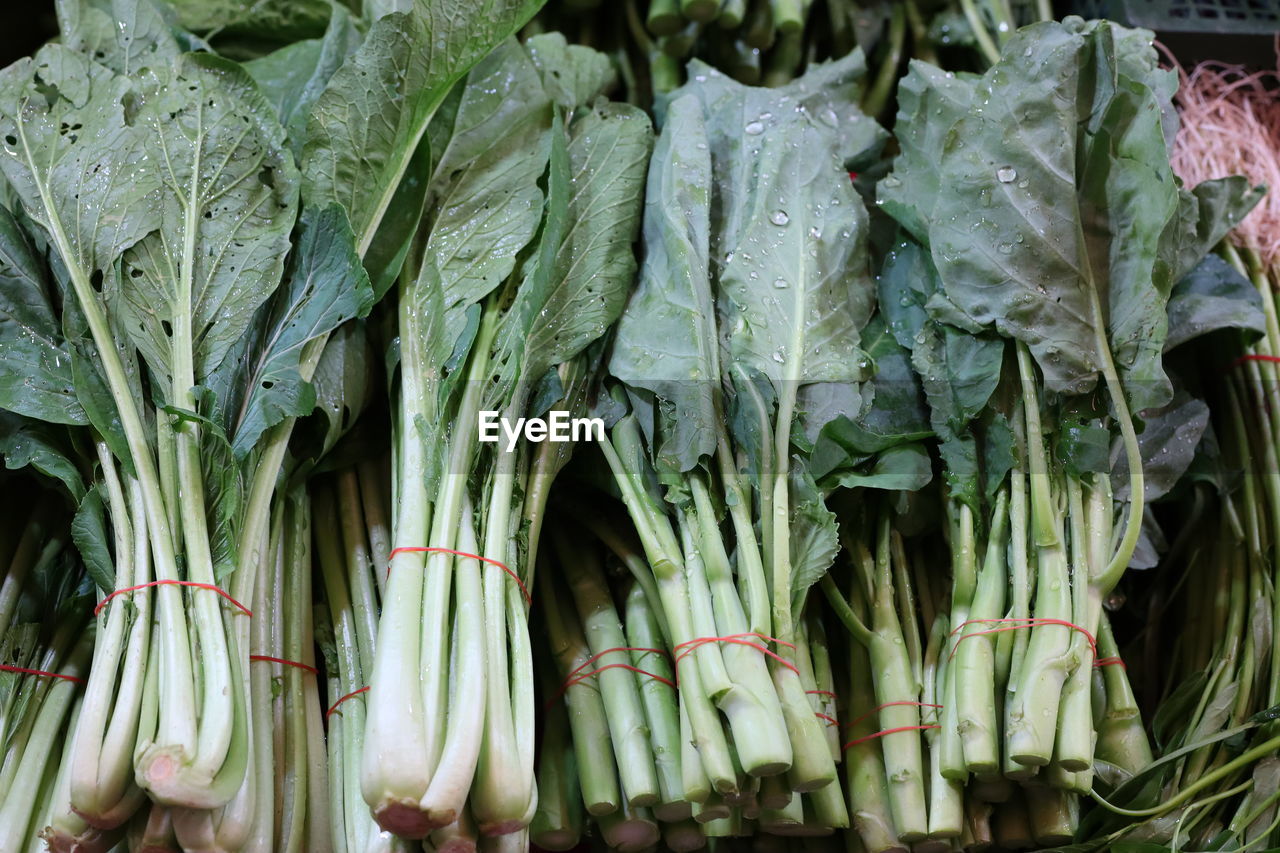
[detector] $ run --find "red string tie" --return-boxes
[0,663,84,684]
[249,655,319,676]
[806,689,837,700]
[846,700,943,730]
[551,647,676,704]
[388,547,530,604]
[673,633,799,676]
[1093,656,1127,669]
[948,618,1097,660]
[1231,353,1280,370]
[814,712,841,728]
[95,580,253,618]
[843,725,940,751]
[326,686,370,719]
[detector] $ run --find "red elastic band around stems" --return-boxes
[846,700,943,730]
[0,663,83,684]
[673,633,799,675]
[563,647,667,681]
[249,655,319,676]
[1094,656,1127,669]
[94,580,252,618]
[388,547,530,604]
[1231,353,1280,370]
[560,663,676,694]
[815,712,840,728]
[842,725,940,751]
[806,689,837,700]
[325,686,370,719]
[948,618,1097,660]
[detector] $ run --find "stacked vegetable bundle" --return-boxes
[0,0,1277,852]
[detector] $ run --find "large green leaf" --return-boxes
[693,66,873,393]
[0,45,160,298]
[0,206,85,425]
[229,204,373,458]
[516,102,653,385]
[411,39,553,381]
[301,0,546,257]
[610,94,717,475]
[880,19,1260,411]
[113,53,300,388]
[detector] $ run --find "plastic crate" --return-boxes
[1067,0,1280,32]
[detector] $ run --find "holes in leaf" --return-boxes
[258,167,275,189]
[261,380,274,389]
[161,319,172,337]
[90,270,103,293]
[129,267,143,279]
[4,135,14,146]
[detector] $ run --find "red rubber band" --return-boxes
[94,580,252,618]
[848,171,859,181]
[561,664,676,694]
[1093,656,1127,669]
[388,547,530,604]
[563,647,668,682]
[249,655,319,676]
[325,686,370,719]
[1231,353,1280,370]
[948,618,1096,660]
[815,712,840,728]
[843,725,940,751]
[0,663,84,684]
[673,633,799,675]
[846,700,943,730]
[806,689,837,700]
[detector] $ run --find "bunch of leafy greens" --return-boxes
[589,50,886,821]
[863,15,1262,844]
[360,32,652,839]
[0,0,543,846]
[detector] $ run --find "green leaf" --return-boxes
[0,45,160,296]
[0,413,85,501]
[303,319,375,465]
[697,69,873,392]
[164,0,330,44]
[72,483,115,592]
[876,60,975,245]
[1111,390,1210,503]
[525,33,616,113]
[610,94,717,475]
[57,0,182,77]
[229,204,373,458]
[112,52,300,387]
[244,4,361,157]
[0,205,85,425]
[881,19,1260,411]
[789,464,839,615]
[301,0,546,255]
[412,39,552,379]
[1164,254,1265,351]
[823,442,932,493]
[515,101,653,388]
